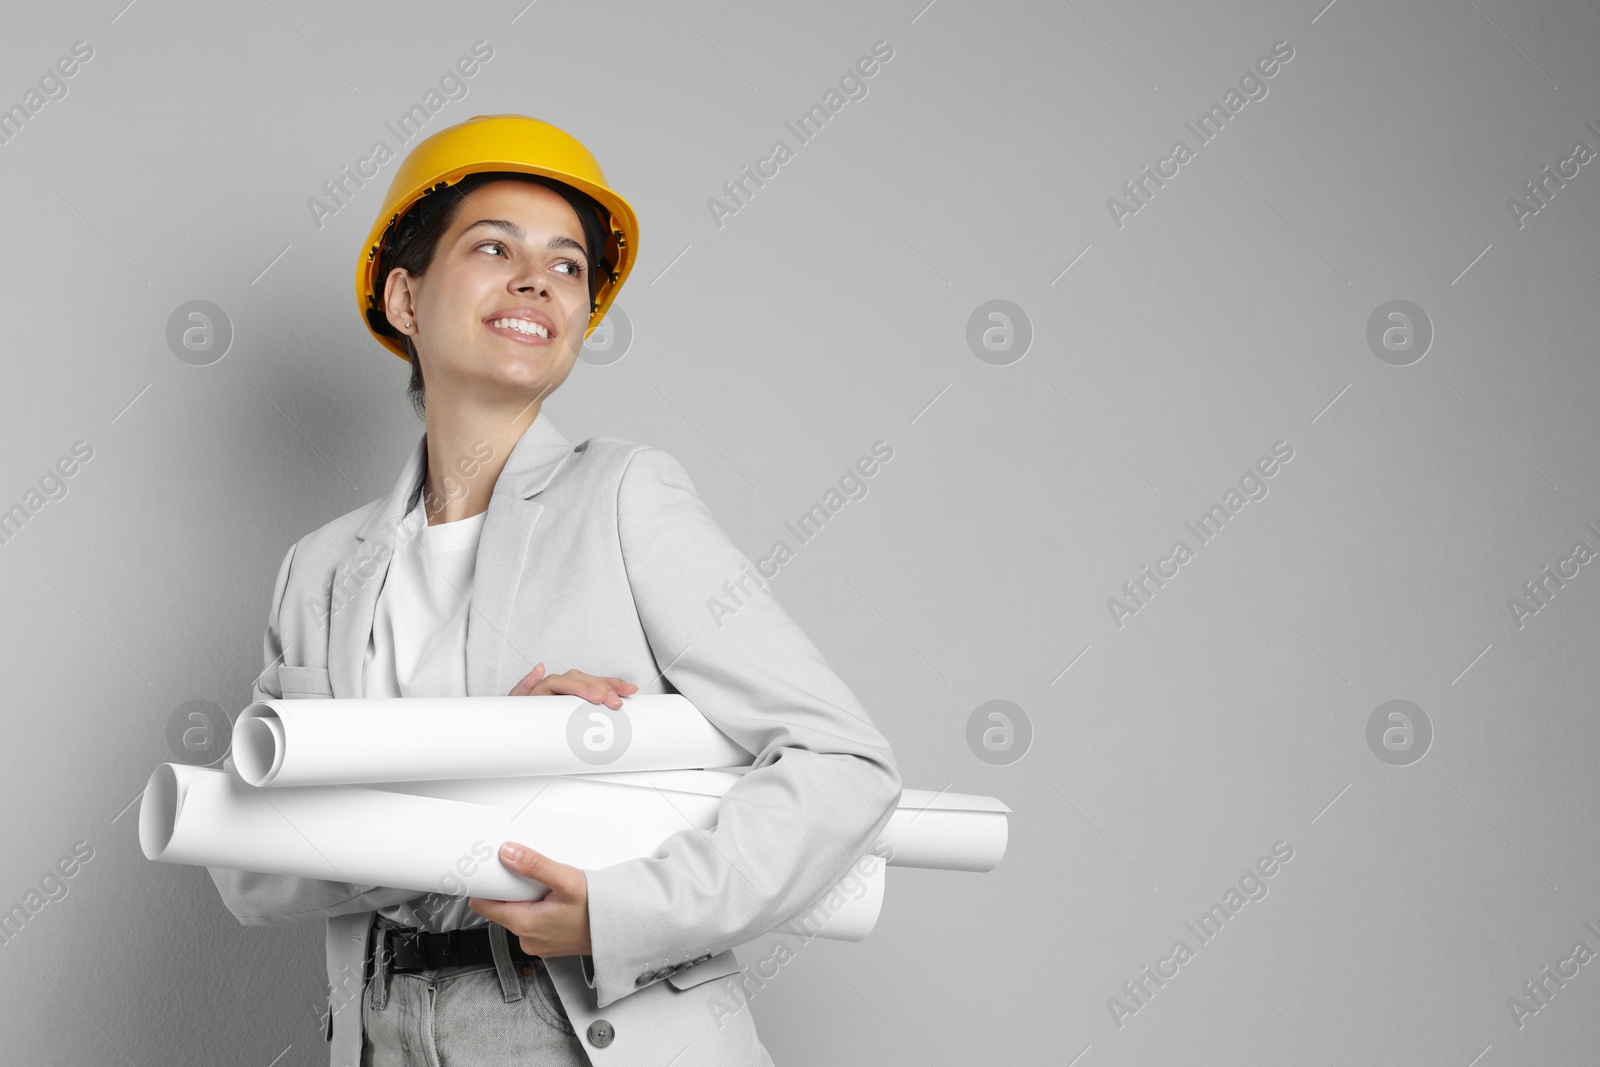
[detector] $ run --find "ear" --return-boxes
[382,268,417,337]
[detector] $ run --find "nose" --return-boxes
[512,262,550,296]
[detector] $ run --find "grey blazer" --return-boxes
[206,411,903,1066]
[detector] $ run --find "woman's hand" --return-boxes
[480,663,630,955]
[467,843,592,957]
[508,662,637,709]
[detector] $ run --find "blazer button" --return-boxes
[586,1019,615,1048]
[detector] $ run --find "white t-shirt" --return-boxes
[364,498,493,931]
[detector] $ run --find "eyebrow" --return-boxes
[460,218,585,254]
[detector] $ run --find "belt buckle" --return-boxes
[424,930,456,969]
[385,925,424,972]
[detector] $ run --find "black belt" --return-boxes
[381,923,537,973]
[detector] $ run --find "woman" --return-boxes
[207,114,902,1067]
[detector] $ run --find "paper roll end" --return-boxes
[139,764,179,860]
[956,813,1008,873]
[983,815,1009,872]
[233,704,284,786]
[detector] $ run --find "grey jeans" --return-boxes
[361,920,589,1066]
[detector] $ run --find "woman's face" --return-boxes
[391,179,594,408]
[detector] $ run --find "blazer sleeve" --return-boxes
[205,541,419,926]
[581,446,903,1008]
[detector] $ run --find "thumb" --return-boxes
[508,663,546,696]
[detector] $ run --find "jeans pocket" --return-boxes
[523,960,577,1036]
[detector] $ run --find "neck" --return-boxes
[419,387,549,524]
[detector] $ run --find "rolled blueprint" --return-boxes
[140,764,882,941]
[395,768,1011,873]
[585,770,1013,872]
[233,694,752,787]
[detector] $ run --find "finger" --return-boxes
[508,663,546,696]
[531,670,628,708]
[466,897,558,952]
[574,673,631,706]
[539,675,622,708]
[498,842,581,896]
[466,886,557,918]
[466,895,520,926]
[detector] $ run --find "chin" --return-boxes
[500,355,571,392]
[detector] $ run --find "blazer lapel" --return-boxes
[327,430,429,700]
[465,410,577,697]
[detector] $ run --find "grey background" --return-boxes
[2,0,1597,1063]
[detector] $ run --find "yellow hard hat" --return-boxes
[356,113,639,361]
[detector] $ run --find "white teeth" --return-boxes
[490,318,549,338]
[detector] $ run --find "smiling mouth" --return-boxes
[486,317,553,342]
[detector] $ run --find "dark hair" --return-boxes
[365,170,613,419]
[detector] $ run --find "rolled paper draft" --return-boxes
[559,769,1012,872]
[140,763,882,941]
[232,694,753,788]
[228,696,1006,871]
[391,769,1011,873]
